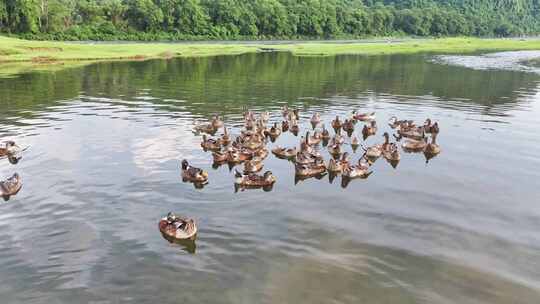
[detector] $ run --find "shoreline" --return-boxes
[2,36,540,76]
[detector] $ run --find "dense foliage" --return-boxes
[1,0,539,40]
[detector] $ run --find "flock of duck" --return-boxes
[181,106,441,189]
[0,141,23,201]
[163,107,442,243]
[1,107,441,245]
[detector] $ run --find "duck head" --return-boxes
[181,160,189,170]
[264,171,275,182]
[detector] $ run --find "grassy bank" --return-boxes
[2,36,540,75]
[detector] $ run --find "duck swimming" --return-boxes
[327,143,342,157]
[342,119,355,135]
[220,127,231,146]
[327,152,349,173]
[402,137,428,152]
[342,160,372,179]
[0,173,22,199]
[212,150,229,163]
[363,144,382,160]
[295,162,326,177]
[282,120,289,132]
[424,119,440,134]
[211,115,224,129]
[259,112,270,123]
[290,119,300,135]
[194,123,217,135]
[388,116,413,129]
[159,212,197,241]
[181,160,209,183]
[331,116,342,132]
[424,134,441,155]
[303,131,321,146]
[383,143,400,162]
[398,124,425,140]
[321,125,331,141]
[244,158,264,174]
[362,121,378,138]
[0,141,21,157]
[267,122,282,139]
[201,135,222,151]
[272,146,297,159]
[352,111,375,121]
[235,170,276,187]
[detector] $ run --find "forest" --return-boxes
[0,0,539,41]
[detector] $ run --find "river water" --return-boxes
[0,52,539,303]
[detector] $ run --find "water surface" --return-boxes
[1,52,540,303]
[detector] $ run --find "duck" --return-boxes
[363,144,382,159]
[295,151,323,165]
[181,160,208,183]
[303,131,321,146]
[260,112,270,123]
[351,136,360,151]
[292,109,300,121]
[201,135,222,151]
[282,120,289,132]
[267,122,282,138]
[295,162,326,177]
[388,116,414,129]
[254,147,269,160]
[331,116,342,132]
[194,123,217,135]
[332,132,345,145]
[362,121,378,138]
[0,173,22,199]
[321,125,331,141]
[242,134,265,150]
[220,127,231,146]
[327,152,349,173]
[211,115,224,129]
[342,119,355,134]
[290,120,300,135]
[380,132,392,152]
[244,158,264,174]
[352,111,376,121]
[383,143,401,162]
[398,125,425,140]
[0,141,21,157]
[310,113,321,126]
[244,109,255,122]
[328,143,342,157]
[212,150,229,163]
[424,134,441,155]
[272,146,297,159]
[342,160,372,179]
[282,105,290,118]
[424,119,440,134]
[159,212,197,241]
[306,131,322,146]
[227,149,247,164]
[235,170,276,187]
[402,137,428,152]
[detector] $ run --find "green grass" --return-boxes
[2,36,540,75]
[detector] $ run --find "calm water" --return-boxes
[1,52,540,303]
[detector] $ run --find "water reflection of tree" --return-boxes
[1,53,538,124]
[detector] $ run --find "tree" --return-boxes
[125,0,164,31]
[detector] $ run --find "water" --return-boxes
[1,52,540,303]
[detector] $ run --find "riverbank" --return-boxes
[2,36,540,76]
